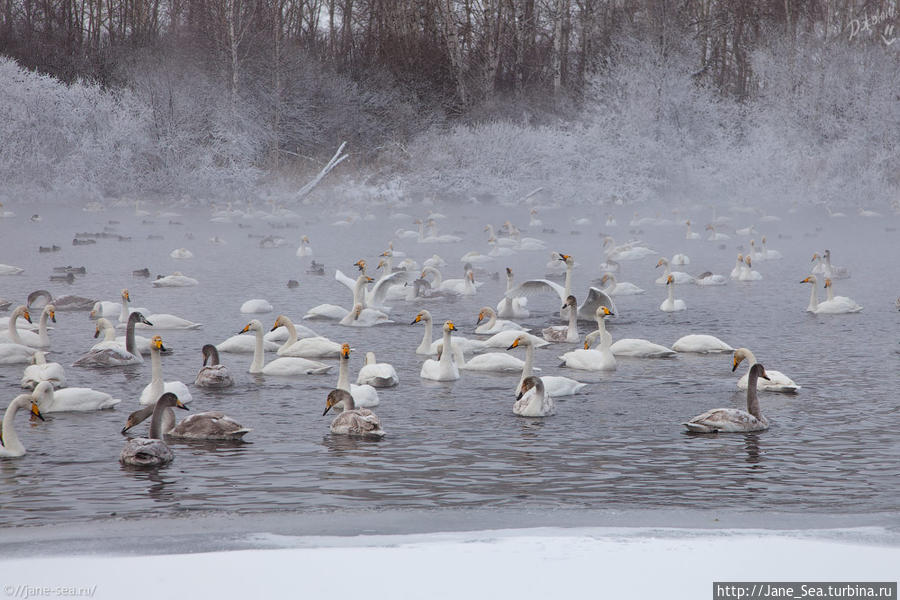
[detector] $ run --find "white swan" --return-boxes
[0,340,38,365]
[602,237,656,261]
[138,336,193,405]
[356,352,399,387]
[505,253,617,319]
[560,328,616,371]
[241,320,332,376]
[513,376,556,417]
[304,272,371,320]
[684,363,770,433]
[760,236,782,260]
[738,256,763,281]
[684,220,701,240]
[822,249,850,279]
[599,273,644,296]
[705,224,730,241]
[475,306,528,334]
[411,310,485,355]
[447,343,531,373]
[732,348,799,393]
[115,289,149,324]
[671,253,690,266]
[507,335,586,397]
[496,268,529,318]
[730,254,745,279]
[21,351,66,389]
[420,266,477,296]
[273,315,342,357]
[655,258,693,285]
[170,248,193,259]
[240,299,273,314]
[31,380,120,412]
[195,344,234,388]
[0,305,55,348]
[216,328,281,353]
[800,275,863,314]
[120,393,186,466]
[73,312,151,367]
[322,389,385,438]
[0,394,44,458]
[339,303,392,327]
[421,322,461,381]
[333,343,379,408]
[672,334,733,353]
[296,235,313,257]
[660,275,687,312]
[542,295,580,343]
[481,329,549,350]
[0,263,24,275]
[152,272,199,287]
[695,271,728,286]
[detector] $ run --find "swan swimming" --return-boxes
[356,352,399,387]
[505,253,616,320]
[21,350,66,389]
[122,394,249,441]
[732,348,799,393]
[120,393,188,466]
[514,376,556,417]
[323,389,385,438]
[195,344,235,388]
[73,312,152,367]
[0,393,44,458]
[30,380,120,412]
[138,335,193,405]
[660,275,687,312]
[421,322,461,381]
[507,335,586,397]
[242,320,332,376]
[334,343,379,409]
[672,334,733,353]
[684,363,771,433]
[475,306,527,334]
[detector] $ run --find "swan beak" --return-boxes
[732,356,741,372]
[323,403,333,416]
[31,402,45,421]
[476,312,484,325]
[121,422,132,434]
[506,339,520,350]
[23,310,32,323]
[410,316,420,325]
[93,328,101,339]
[176,400,189,411]
[447,322,456,331]
[50,311,56,323]
[240,324,251,333]
[270,321,280,332]
[558,253,570,261]
[584,341,589,350]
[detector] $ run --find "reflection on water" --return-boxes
[0,201,898,526]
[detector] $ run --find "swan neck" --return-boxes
[808,279,818,310]
[564,263,573,297]
[103,321,116,342]
[207,346,221,366]
[746,371,762,419]
[518,341,535,392]
[486,310,497,329]
[250,326,265,373]
[8,311,22,345]
[567,307,578,337]
[421,316,433,349]
[826,285,835,302]
[119,295,130,323]
[1,396,29,453]
[337,355,350,391]
[439,329,453,368]
[283,317,298,346]
[149,346,164,402]
[667,282,675,303]
[125,315,137,354]
[353,277,368,307]
[149,401,170,439]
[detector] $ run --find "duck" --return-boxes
[684,364,771,433]
[507,335,587,397]
[421,322,462,381]
[73,312,152,367]
[672,334,733,353]
[30,380,120,412]
[120,393,188,466]
[505,253,617,320]
[138,336,194,405]
[122,394,249,441]
[655,258,694,285]
[411,310,485,355]
[495,268,530,318]
[542,295,580,343]
[599,273,645,296]
[800,275,863,314]
[195,344,234,388]
[732,348,799,393]
[20,351,66,389]
[272,315,341,357]
[322,389,385,438]
[0,305,55,348]
[513,376,556,417]
[660,275,687,312]
[331,343,380,408]
[475,306,528,334]
[152,272,199,287]
[241,320,332,376]
[0,394,44,458]
[356,352,399,387]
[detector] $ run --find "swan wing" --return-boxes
[505,279,566,302]
[370,270,409,306]
[578,287,617,318]
[334,269,357,293]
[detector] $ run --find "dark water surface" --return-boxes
[0,200,898,528]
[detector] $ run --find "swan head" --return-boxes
[324,389,354,416]
[705,224,714,231]
[685,220,691,226]
[732,348,753,371]
[600,274,612,285]
[302,235,310,243]
[824,278,833,289]
[443,321,456,333]
[749,363,770,381]
[31,351,48,365]
[157,392,189,411]
[150,335,168,353]
[737,253,743,261]
[800,275,816,284]
[376,259,388,271]
[562,295,577,310]
[506,267,512,277]
[601,237,614,248]
[380,249,392,258]
[811,253,820,262]
[744,256,752,266]
[355,259,367,272]
[466,271,475,283]
[530,208,537,215]
[824,249,831,258]
[130,311,153,327]
[558,253,572,263]
[750,239,756,247]
[516,376,543,400]
[762,236,767,244]
[596,306,614,318]
[240,320,262,334]
[666,274,674,285]
[410,310,431,325]
[476,308,492,325]
[340,343,351,359]
[44,305,56,323]
[506,335,528,350]
[201,344,218,366]
[121,289,130,302]
[655,258,667,268]
[271,315,286,331]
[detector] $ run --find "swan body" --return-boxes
[412,310,485,355]
[152,273,199,287]
[801,275,862,314]
[730,254,745,279]
[738,256,763,281]
[514,376,556,417]
[684,364,770,432]
[89,300,122,319]
[170,248,193,259]
[323,389,385,438]
[73,312,151,367]
[296,235,313,257]
[822,249,850,279]
[137,313,202,329]
[599,274,645,296]
[123,402,249,441]
[195,344,234,388]
[0,342,38,365]
[421,322,461,381]
[334,343,380,408]
[684,220,701,240]
[31,381,120,412]
[421,267,478,296]
[610,338,675,358]
[482,330,549,350]
[241,320,332,375]
[560,329,616,371]
[475,306,528,334]
[303,304,350,320]
[496,268,530,318]
[138,336,194,405]
[0,394,44,458]
[120,393,187,466]
[655,258,694,285]
[272,316,338,358]
[339,303,392,327]
[695,272,728,286]
[241,299,274,314]
[672,334,733,353]
[733,348,799,393]
[660,275,687,312]
[542,295,580,343]
[448,344,531,372]
[356,352,399,387]
[508,335,586,397]
[217,333,281,353]
[671,253,690,265]
[20,351,66,389]
[0,264,24,275]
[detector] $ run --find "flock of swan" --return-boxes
[0,199,885,468]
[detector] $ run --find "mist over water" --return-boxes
[1,199,897,528]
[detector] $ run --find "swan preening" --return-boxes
[356,352,399,387]
[31,380,120,412]
[1,393,44,457]
[323,389,385,438]
[672,335,733,353]
[684,363,771,433]
[195,344,234,388]
[21,350,66,389]
[120,393,188,466]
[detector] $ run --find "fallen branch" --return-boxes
[296,142,349,202]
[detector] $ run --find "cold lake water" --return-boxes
[0,199,898,534]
